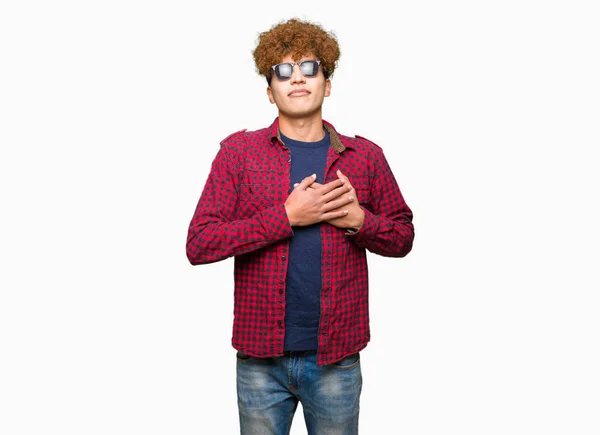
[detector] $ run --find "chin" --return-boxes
[281,106,321,119]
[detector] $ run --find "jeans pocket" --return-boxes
[331,352,360,370]
[236,352,252,361]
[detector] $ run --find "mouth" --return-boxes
[288,89,310,97]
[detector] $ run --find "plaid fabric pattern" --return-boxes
[187,118,414,365]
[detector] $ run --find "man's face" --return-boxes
[267,53,331,119]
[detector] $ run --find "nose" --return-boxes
[290,64,306,85]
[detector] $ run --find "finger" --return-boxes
[322,183,354,203]
[297,174,316,190]
[336,169,350,181]
[322,194,354,211]
[296,181,319,189]
[321,209,349,220]
[336,169,351,185]
[318,178,345,195]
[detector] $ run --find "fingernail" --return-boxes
[349,196,354,201]
[344,210,349,214]
[312,173,316,178]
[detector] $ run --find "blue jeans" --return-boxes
[236,351,362,434]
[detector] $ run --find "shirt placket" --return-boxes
[317,146,342,361]
[275,137,292,354]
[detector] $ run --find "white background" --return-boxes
[1,1,599,434]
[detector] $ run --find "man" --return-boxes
[186,18,414,435]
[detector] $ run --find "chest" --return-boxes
[235,145,373,217]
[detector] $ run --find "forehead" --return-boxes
[280,52,317,63]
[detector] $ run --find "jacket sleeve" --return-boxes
[347,147,414,257]
[186,145,293,265]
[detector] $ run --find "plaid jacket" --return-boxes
[187,118,414,365]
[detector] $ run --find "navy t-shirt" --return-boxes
[280,129,330,351]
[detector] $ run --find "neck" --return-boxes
[278,112,324,142]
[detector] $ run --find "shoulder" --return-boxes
[219,126,272,148]
[336,132,389,175]
[325,120,381,152]
[216,126,273,169]
[219,129,248,147]
[336,131,384,153]
[353,134,382,149]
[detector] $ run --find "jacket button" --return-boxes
[281,255,286,261]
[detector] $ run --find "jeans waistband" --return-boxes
[282,350,317,356]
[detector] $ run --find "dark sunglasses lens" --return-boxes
[300,61,319,76]
[275,63,293,79]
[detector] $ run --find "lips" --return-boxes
[289,89,310,96]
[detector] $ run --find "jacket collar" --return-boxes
[268,117,350,153]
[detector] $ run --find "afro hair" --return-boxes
[253,18,341,84]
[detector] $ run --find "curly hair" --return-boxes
[253,18,341,84]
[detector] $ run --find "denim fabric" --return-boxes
[236,351,362,435]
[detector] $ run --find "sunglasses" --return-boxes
[271,60,322,80]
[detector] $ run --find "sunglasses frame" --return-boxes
[271,60,322,80]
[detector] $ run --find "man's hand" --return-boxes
[284,174,354,227]
[306,170,365,231]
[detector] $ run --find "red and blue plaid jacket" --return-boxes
[187,118,414,365]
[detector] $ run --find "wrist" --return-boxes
[284,204,297,227]
[345,209,364,235]
[353,208,365,231]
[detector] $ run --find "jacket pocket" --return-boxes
[240,183,273,203]
[238,183,274,216]
[350,175,371,205]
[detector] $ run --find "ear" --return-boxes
[267,86,276,104]
[324,79,332,97]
